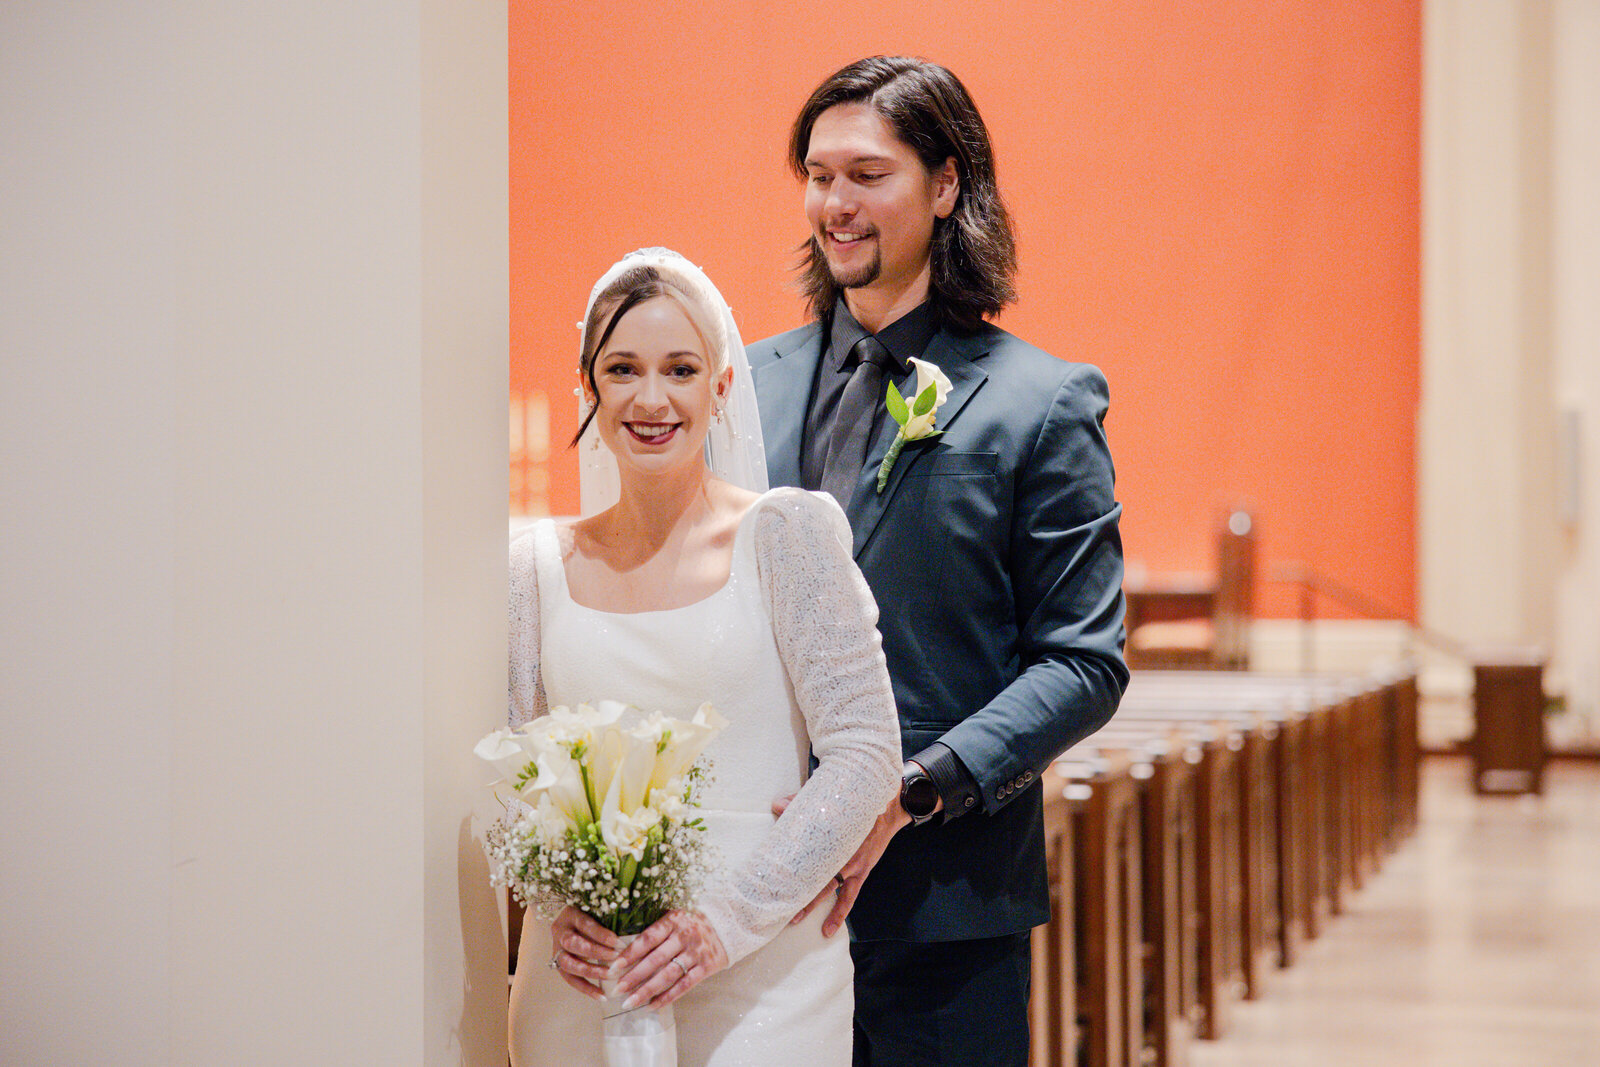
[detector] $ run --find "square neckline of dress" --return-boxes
[542,487,786,617]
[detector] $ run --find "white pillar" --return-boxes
[1549,0,1600,743]
[0,2,508,1062]
[1421,0,1556,650]
[1422,0,1600,745]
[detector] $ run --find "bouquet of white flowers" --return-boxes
[477,699,727,1067]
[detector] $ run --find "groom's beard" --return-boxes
[819,236,881,290]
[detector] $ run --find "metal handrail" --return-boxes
[1267,561,1471,674]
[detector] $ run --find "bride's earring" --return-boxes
[576,384,600,450]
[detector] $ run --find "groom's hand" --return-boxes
[773,792,912,938]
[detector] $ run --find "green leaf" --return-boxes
[579,763,600,826]
[912,382,938,416]
[885,380,909,425]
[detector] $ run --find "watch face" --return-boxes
[901,774,939,818]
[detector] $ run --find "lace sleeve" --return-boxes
[509,528,548,728]
[697,489,901,964]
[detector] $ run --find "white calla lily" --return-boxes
[518,700,626,753]
[906,357,953,425]
[526,747,593,828]
[586,700,629,727]
[613,720,661,813]
[473,727,537,786]
[584,723,626,811]
[598,752,664,861]
[877,358,954,491]
[649,703,729,794]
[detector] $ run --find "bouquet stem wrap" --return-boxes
[600,935,677,1067]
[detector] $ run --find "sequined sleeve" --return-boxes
[696,488,902,965]
[508,527,548,728]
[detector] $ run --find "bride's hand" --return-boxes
[613,909,728,1009]
[549,905,622,1000]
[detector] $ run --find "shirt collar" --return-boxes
[826,297,938,376]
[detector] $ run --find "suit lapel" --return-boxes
[845,328,991,557]
[752,325,824,490]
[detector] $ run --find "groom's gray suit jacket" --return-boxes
[749,318,1128,942]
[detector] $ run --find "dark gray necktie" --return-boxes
[821,335,893,506]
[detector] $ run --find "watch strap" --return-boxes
[909,742,981,821]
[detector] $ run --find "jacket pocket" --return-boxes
[904,450,999,478]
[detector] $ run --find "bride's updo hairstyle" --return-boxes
[572,254,730,448]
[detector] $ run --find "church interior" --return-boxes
[4,1,1596,1063]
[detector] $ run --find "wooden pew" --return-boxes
[1273,705,1311,966]
[1120,672,1373,946]
[1390,670,1421,841]
[1028,666,1420,1067]
[1031,763,1077,1067]
[1047,752,1143,1067]
[1116,672,1397,979]
[1079,729,1200,1067]
[1183,722,1242,1039]
[1110,708,1272,1008]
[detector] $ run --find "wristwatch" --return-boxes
[899,765,940,825]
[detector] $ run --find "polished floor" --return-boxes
[1190,757,1600,1067]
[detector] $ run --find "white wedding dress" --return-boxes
[506,487,900,1067]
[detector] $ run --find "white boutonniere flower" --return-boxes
[877,357,953,492]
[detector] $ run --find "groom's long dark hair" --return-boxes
[789,56,1018,335]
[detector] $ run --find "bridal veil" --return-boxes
[575,248,769,515]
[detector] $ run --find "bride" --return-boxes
[507,248,901,1065]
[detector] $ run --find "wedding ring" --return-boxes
[548,953,560,971]
[670,956,689,978]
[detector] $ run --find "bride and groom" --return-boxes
[507,56,1128,1066]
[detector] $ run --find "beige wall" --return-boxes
[1422,0,1600,744]
[1,3,507,1063]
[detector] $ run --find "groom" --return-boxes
[749,57,1128,1065]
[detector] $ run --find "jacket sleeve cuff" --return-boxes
[909,742,981,822]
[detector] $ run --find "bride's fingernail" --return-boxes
[621,993,641,1010]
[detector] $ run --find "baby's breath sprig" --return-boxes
[485,756,715,935]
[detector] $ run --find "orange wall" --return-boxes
[510,2,1420,619]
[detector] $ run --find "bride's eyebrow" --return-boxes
[600,350,704,362]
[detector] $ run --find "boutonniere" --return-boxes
[877,357,953,492]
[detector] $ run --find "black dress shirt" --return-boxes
[799,298,937,493]
[799,296,981,823]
